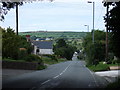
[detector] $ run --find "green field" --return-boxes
[19,31,87,39]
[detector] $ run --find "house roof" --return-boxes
[32,41,53,49]
[36,38,46,41]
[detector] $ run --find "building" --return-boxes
[26,35,31,42]
[32,41,54,55]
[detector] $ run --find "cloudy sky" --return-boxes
[1,0,106,32]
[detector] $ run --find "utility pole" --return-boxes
[16,3,18,35]
[106,3,109,61]
[88,1,95,43]
[93,2,95,43]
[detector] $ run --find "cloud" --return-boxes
[55,0,103,3]
[1,0,106,32]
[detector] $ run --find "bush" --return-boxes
[24,54,42,62]
[95,63,110,71]
[43,54,58,62]
[50,55,58,62]
[37,65,47,70]
[87,62,110,72]
[18,50,28,60]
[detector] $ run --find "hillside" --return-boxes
[19,31,87,39]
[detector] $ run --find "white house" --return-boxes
[32,41,54,55]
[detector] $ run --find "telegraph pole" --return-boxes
[106,3,109,61]
[16,3,18,35]
[93,2,95,43]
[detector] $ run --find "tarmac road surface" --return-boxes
[2,56,108,89]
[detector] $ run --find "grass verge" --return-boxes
[87,64,109,72]
[87,62,120,72]
[3,58,26,62]
[37,64,47,70]
[42,56,67,65]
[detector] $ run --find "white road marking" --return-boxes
[86,68,99,87]
[53,75,60,79]
[41,79,51,85]
[53,62,72,79]
[30,87,36,90]
[41,62,72,85]
[59,72,63,75]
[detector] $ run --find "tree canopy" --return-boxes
[1,27,33,59]
[83,30,106,65]
[0,2,23,21]
[54,38,77,60]
[104,2,120,59]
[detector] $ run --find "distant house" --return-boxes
[31,41,54,55]
[26,35,31,42]
[36,38,46,41]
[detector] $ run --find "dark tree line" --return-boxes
[104,2,120,59]
[53,39,77,60]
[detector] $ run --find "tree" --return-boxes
[2,27,20,59]
[55,38,67,48]
[0,27,2,56]
[104,2,120,59]
[0,2,23,21]
[2,27,33,60]
[83,30,106,65]
[54,38,76,60]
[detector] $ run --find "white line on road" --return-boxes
[30,87,37,90]
[41,62,72,85]
[86,68,99,87]
[53,62,72,79]
[53,75,60,79]
[41,79,51,85]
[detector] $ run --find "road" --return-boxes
[2,56,108,89]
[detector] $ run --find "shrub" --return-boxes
[18,50,27,60]
[43,54,58,62]
[95,63,110,71]
[24,54,42,62]
[87,62,110,72]
[37,65,47,70]
[50,55,58,62]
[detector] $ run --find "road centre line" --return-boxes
[41,79,51,85]
[53,62,72,79]
[41,62,72,85]
[53,75,60,79]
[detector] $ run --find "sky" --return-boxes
[0,0,107,32]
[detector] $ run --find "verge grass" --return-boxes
[42,56,67,65]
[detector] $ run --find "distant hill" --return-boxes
[19,31,87,39]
